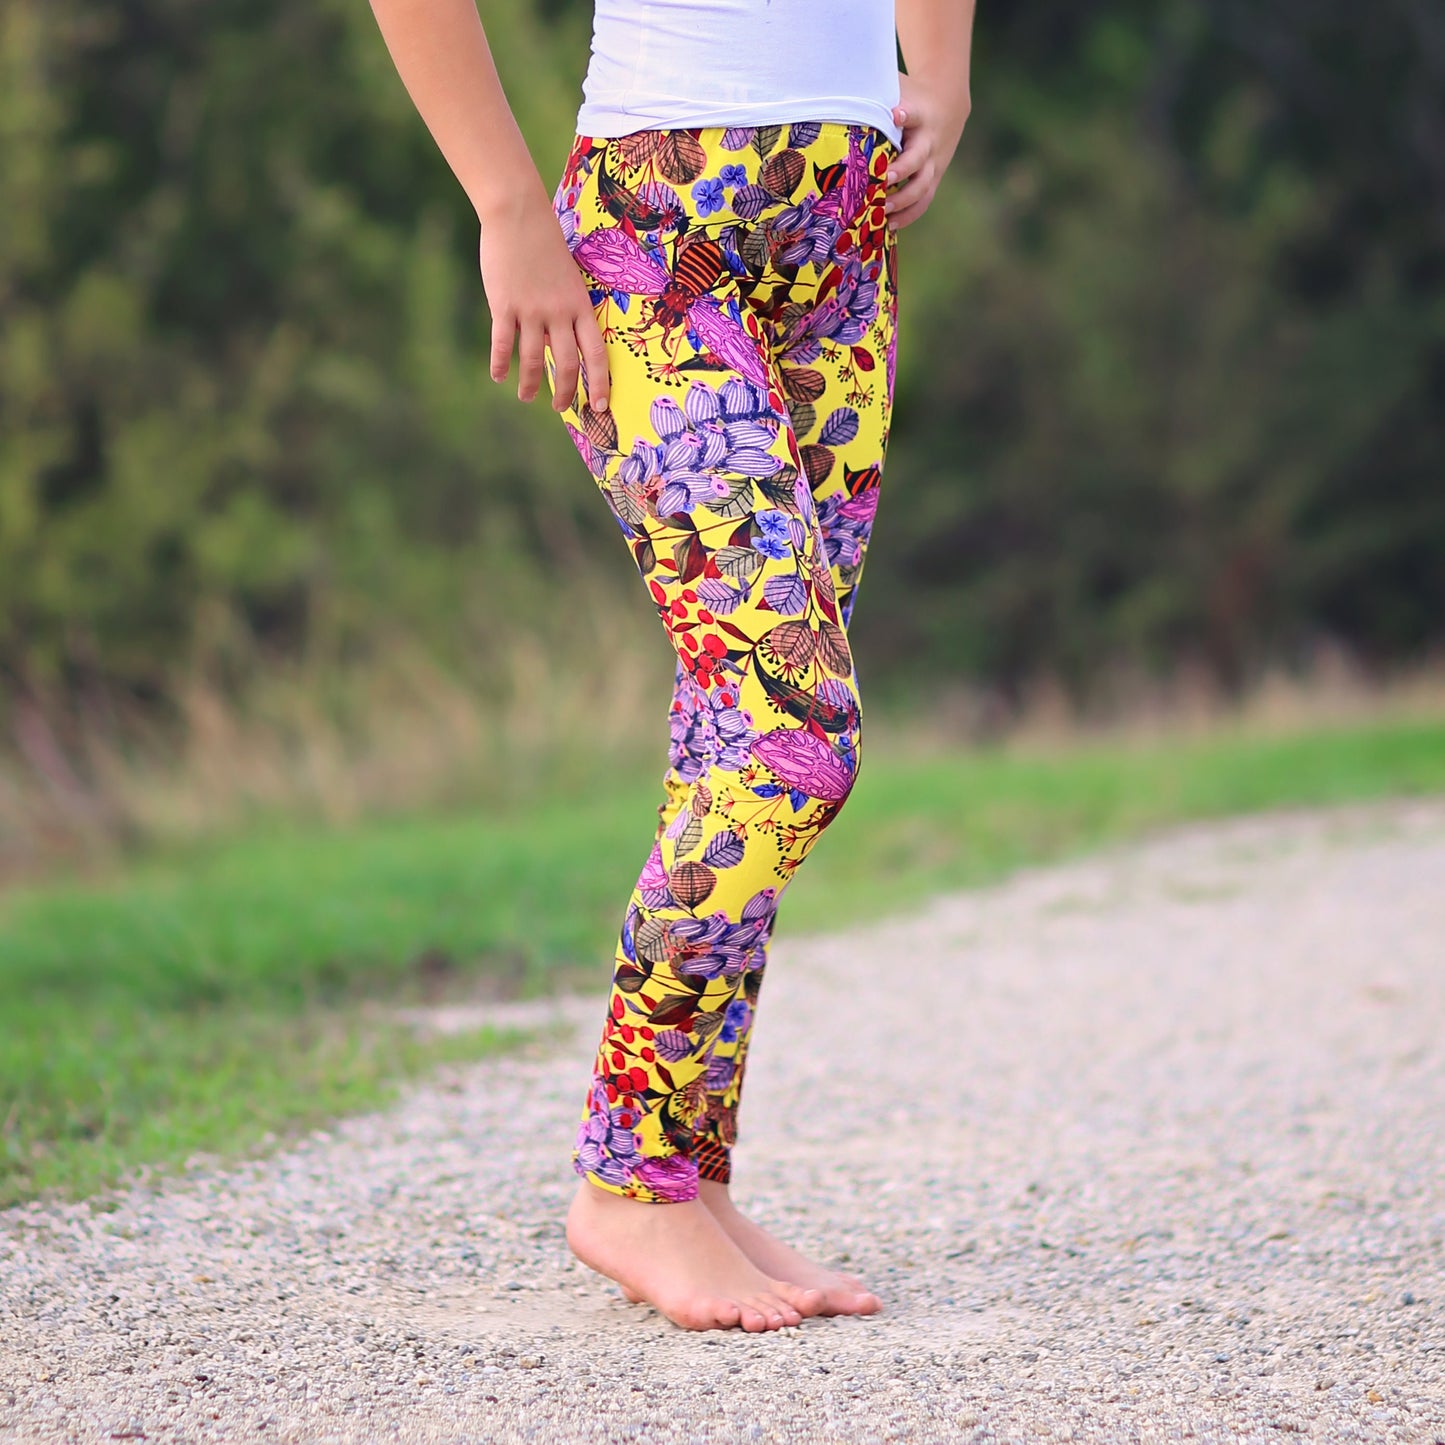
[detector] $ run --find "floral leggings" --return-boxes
[549,120,898,1202]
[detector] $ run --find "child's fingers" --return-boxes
[884,164,934,216]
[888,196,931,230]
[489,308,515,383]
[516,317,546,402]
[886,140,928,189]
[577,313,611,413]
[549,326,580,414]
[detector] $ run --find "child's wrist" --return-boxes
[472,176,550,232]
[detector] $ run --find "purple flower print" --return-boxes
[668,665,759,779]
[718,376,784,425]
[667,913,760,981]
[692,176,725,217]
[614,435,703,520]
[575,1144,628,1190]
[574,1080,643,1189]
[718,163,748,190]
[631,380,785,520]
[815,485,878,578]
[805,257,880,349]
[768,194,843,268]
[741,885,780,929]
[676,380,785,476]
[633,1155,699,1202]
[775,257,881,367]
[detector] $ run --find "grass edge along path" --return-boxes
[3,711,1444,1207]
[1,1009,525,1209]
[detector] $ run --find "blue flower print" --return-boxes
[752,508,794,560]
[720,998,752,1044]
[718,163,748,190]
[692,177,725,217]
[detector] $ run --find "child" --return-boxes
[368,0,974,1332]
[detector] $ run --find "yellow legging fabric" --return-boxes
[548,120,899,1202]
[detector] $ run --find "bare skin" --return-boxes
[890,0,977,230]
[369,0,974,1336]
[366,0,974,416]
[578,1180,881,1323]
[366,0,611,414]
[566,1181,825,1332]
[696,1180,883,1316]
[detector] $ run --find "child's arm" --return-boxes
[889,0,976,230]
[368,0,609,411]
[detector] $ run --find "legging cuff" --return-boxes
[572,1149,702,1203]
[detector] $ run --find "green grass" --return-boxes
[787,712,1445,930]
[1,1002,520,1205]
[3,712,1443,1206]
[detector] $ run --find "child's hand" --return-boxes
[480,190,610,414]
[884,74,972,231]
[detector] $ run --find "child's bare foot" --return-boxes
[565,1180,826,1332]
[697,1180,882,1316]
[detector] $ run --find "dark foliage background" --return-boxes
[3,0,1442,731]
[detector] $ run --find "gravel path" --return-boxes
[4,798,1445,1444]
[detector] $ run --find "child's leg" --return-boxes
[689,124,901,1182]
[548,125,891,1328]
[561,362,866,1206]
[553,135,877,1210]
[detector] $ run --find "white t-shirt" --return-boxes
[576,0,903,147]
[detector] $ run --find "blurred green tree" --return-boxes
[0,0,1440,741]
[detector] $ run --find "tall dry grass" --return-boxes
[0,583,673,883]
[888,642,1445,755]
[4,624,1444,887]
